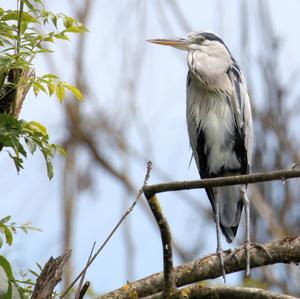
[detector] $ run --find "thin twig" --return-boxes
[74,242,96,299]
[146,195,176,298]
[60,161,153,298]
[143,168,300,198]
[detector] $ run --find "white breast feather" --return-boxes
[187,79,241,174]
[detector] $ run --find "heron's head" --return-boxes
[148,31,231,58]
[148,31,234,89]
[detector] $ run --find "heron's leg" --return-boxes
[241,185,250,276]
[214,189,226,282]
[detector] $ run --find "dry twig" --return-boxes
[60,161,153,298]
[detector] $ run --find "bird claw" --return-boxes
[227,248,241,264]
[248,242,272,259]
[199,250,226,282]
[228,242,272,275]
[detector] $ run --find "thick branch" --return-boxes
[144,284,297,299]
[98,236,300,299]
[143,169,300,198]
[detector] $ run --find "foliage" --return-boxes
[0,215,42,248]
[0,216,42,298]
[0,1,86,297]
[0,0,86,178]
[0,114,66,179]
[0,0,86,102]
[0,254,24,298]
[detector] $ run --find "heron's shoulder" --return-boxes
[226,58,244,83]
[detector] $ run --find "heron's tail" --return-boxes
[206,185,243,243]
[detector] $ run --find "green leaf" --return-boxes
[26,121,47,135]
[33,81,47,96]
[55,83,65,103]
[0,237,3,248]
[21,223,42,232]
[23,0,37,13]
[62,82,83,101]
[0,216,11,225]
[42,74,59,79]
[41,148,54,180]
[1,11,38,23]
[51,15,58,28]
[3,227,13,246]
[10,226,16,234]
[9,154,24,173]
[18,143,27,158]
[25,138,37,154]
[51,144,67,157]
[0,114,22,131]
[47,81,55,96]
[65,25,88,34]
[54,33,70,41]
[63,17,73,29]
[28,269,39,277]
[0,255,14,280]
[0,255,14,298]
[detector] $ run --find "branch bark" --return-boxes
[146,195,176,298]
[143,284,297,299]
[143,169,300,198]
[32,249,71,299]
[98,236,300,298]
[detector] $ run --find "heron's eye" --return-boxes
[197,36,206,44]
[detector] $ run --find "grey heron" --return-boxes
[148,31,253,280]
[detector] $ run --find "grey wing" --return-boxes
[186,72,206,176]
[227,62,253,171]
[186,72,198,169]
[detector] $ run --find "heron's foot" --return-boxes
[227,248,241,264]
[228,242,272,276]
[248,243,272,259]
[227,243,250,275]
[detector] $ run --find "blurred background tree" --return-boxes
[1,0,300,297]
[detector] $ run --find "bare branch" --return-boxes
[146,195,176,298]
[143,169,300,198]
[98,236,300,299]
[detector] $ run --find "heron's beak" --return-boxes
[147,38,191,51]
